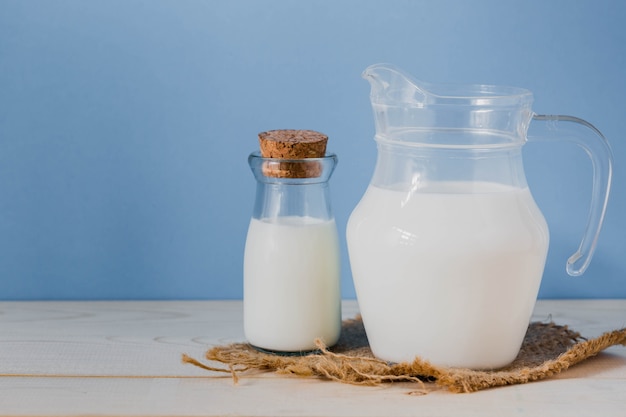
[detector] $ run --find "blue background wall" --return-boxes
[0,0,624,300]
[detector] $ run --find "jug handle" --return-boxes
[528,114,613,276]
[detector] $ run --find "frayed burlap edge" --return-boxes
[182,318,626,394]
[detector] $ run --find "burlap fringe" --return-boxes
[183,321,626,394]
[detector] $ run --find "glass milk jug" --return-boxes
[347,64,613,369]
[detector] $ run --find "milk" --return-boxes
[347,182,549,368]
[244,216,341,352]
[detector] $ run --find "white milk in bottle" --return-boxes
[347,181,549,368]
[244,216,341,352]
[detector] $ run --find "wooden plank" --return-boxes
[0,300,624,416]
[0,301,361,377]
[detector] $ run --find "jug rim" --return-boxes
[363,63,534,107]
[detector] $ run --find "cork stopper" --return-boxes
[258,130,328,178]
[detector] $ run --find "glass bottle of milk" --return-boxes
[243,130,341,354]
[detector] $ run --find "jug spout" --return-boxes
[362,63,430,107]
[362,64,434,139]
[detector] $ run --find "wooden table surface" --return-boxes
[0,299,625,416]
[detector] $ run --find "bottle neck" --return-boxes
[371,143,529,191]
[252,182,333,221]
[248,152,337,221]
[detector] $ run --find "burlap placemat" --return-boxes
[182,316,626,394]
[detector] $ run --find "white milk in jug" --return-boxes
[347,181,549,368]
[244,216,341,352]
